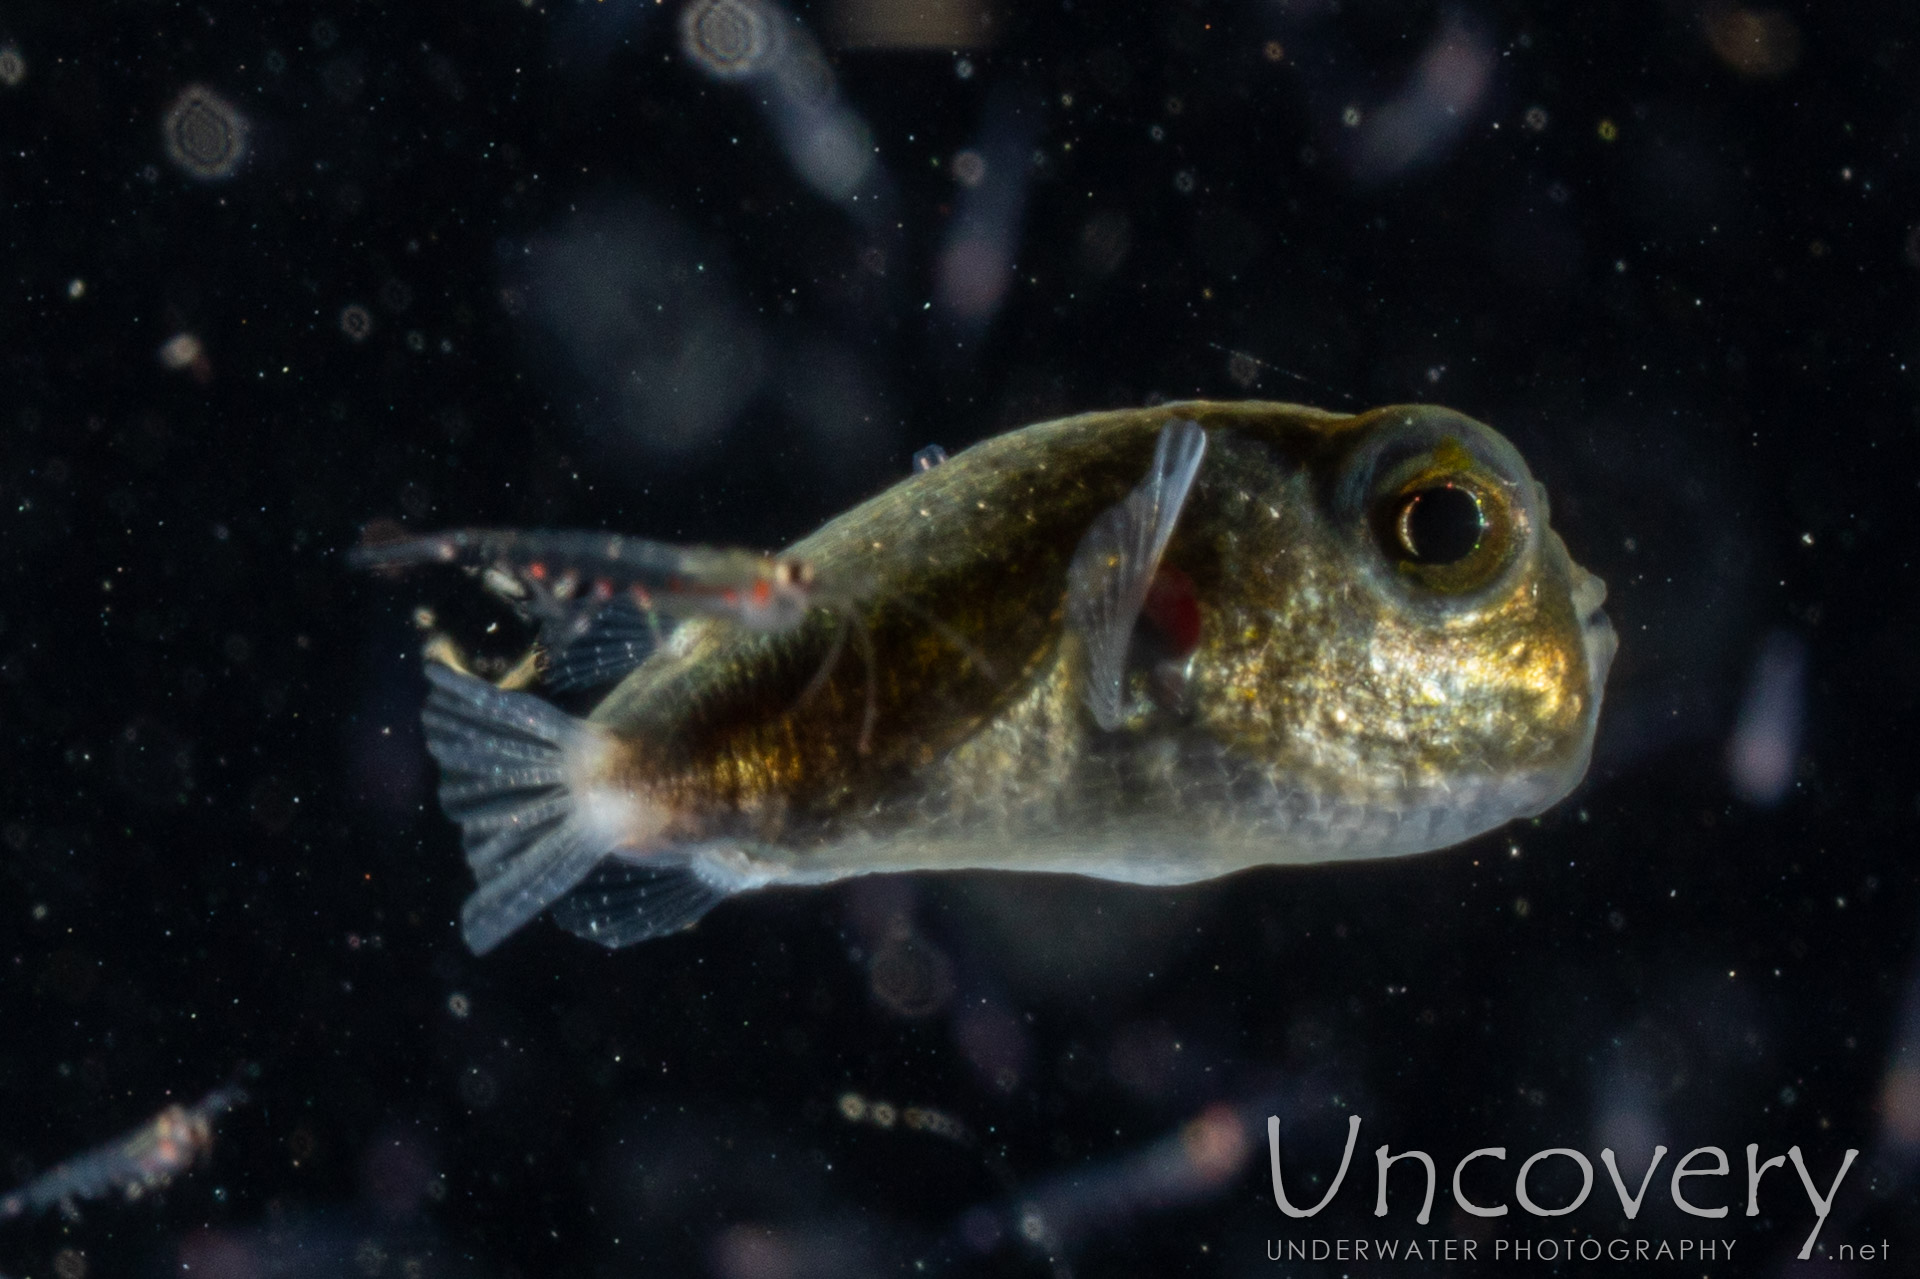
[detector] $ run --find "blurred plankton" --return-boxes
[0,1086,246,1220]
[356,402,1615,955]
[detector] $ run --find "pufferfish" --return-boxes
[355,401,1616,954]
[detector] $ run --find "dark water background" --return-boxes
[2,1,1916,1275]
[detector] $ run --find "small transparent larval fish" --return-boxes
[357,401,1616,954]
[0,1086,246,1221]
[348,526,828,642]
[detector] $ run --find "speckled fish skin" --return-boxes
[581,399,1616,890]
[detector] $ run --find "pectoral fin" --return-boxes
[1065,418,1208,730]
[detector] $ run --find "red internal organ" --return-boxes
[1142,565,1202,656]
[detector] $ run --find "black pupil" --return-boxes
[1397,485,1483,564]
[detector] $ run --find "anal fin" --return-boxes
[551,861,725,948]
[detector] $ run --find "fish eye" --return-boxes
[1361,434,1525,598]
[1392,484,1484,565]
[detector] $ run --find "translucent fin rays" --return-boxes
[1065,419,1209,731]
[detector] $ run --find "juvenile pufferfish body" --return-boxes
[408,400,1616,952]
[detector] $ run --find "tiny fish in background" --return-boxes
[349,525,832,647]
[0,1086,246,1221]
[357,401,1616,954]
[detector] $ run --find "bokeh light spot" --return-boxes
[162,85,248,180]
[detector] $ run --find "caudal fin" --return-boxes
[419,664,725,953]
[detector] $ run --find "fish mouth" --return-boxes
[1573,565,1618,706]
[1553,560,1616,810]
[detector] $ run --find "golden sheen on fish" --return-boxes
[375,401,1616,953]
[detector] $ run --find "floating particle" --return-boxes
[1078,210,1131,276]
[158,332,205,371]
[780,87,876,203]
[397,481,433,520]
[1597,117,1618,141]
[950,148,986,188]
[457,1067,498,1109]
[834,0,989,48]
[322,54,367,104]
[936,236,1012,322]
[515,199,767,460]
[1164,95,1183,116]
[837,1090,972,1145]
[1346,14,1495,183]
[1727,630,1805,806]
[162,86,248,180]
[1701,3,1801,78]
[904,1106,970,1143]
[67,279,85,300]
[339,304,373,342]
[1523,105,1548,132]
[446,992,471,1018]
[1262,40,1284,62]
[0,45,25,88]
[1148,124,1165,142]
[405,330,425,353]
[912,444,947,472]
[1226,350,1259,389]
[1172,169,1195,194]
[955,57,974,80]
[1341,105,1362,128]
[774,46,835,107]
[680,0,781,79]
[868,933,954,1018]
[1885,1066,1920,1148]
[53,1248,85,1279]
[1179,1103,1251,1185]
